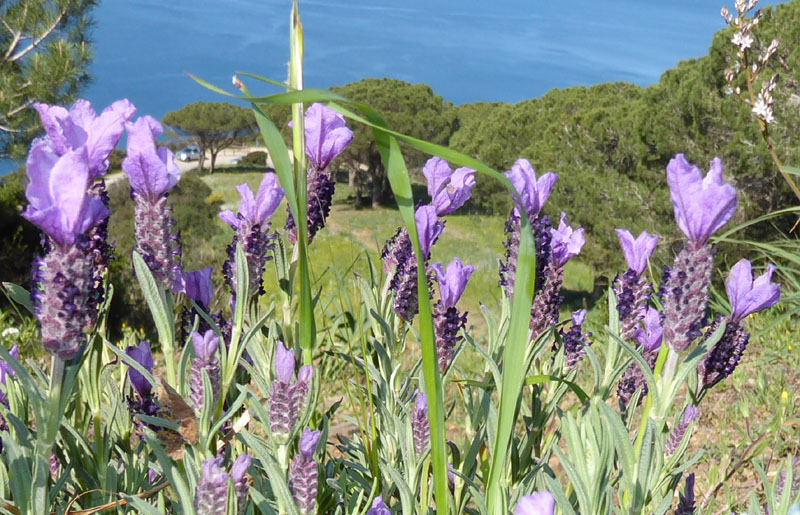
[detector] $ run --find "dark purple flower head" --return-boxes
[192,330,220,363]
[125,340,154,398]
[431,258,474,309]
[422,157,476,216]
[298,427,321,457]
[725,259,780,322]
[122,116,181,201]
[23,144,109,246]
[549,212,585,267]
[634,307,663,353]
[675,473,696,515]
[616,229,658,275]
[367,496,391,515]
[515,491,555,515]
[504,159,558,218]
[415,205,442,258]
[296,103,353,171]
[34,99,136,178]
[173,266,214,309]
[275,342,296,383]
[219,173,284,229]
[411,392,430,455]
[667,154,737,244]
[571,309,587,326]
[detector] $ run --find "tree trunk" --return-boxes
[209,149,217,174]
[198,151,205,171]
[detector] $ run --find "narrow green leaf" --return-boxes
[783,165,800,176]
[132,251,175,384]
[2,282,34,314]
[524,374,589,404]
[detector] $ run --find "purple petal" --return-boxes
[123,116,180,199]
[297,364,313,384]
[236,183,257,221]
[726,259,781,320]
[200,456,228,483]
[432,258,475,309]
[303,103,353,170]
[423,157,452,199]
[515,491,555,515]
[415,391,428,416]
[254,173,284,222]
[33,103,71,154]
[298,427,322,457]
[434,166,476,216]
[571,309,587,326]
[549,212,585,267]
[219,210,240,229]
[683,405,700,424]
[192,330,220,363]
[175,267,214,309]
[231,453,252,482]
[125,340,154,398]
[367,496,391,515]
[666,154,737,244]
[275,342,295,383]
[415,205,442,258]
[504,159,557,218]
[615,229,658,275]
[85,99,136,178]
[634,306,663,353]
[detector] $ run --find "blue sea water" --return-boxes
[1,0,787,174]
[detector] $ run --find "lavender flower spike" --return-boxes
[431,259,473,370]
[221,173,284,297]
[290,427,322,514]
[515,491,555,515]
[549,212,585,267]
[701,261,780,387]
[726,259,780,321]
[411,392,430,455]
[616,229,658,275]
[194,456,229,515]
[189,330,221,413]
[667,154,737,245]
[231,453,252,510]
[34,98,136,178]
[24,145,108,359]
[123,116,182,288]
[618,307,662,406]
[423,157,477,216]
[504,158,558,218]
[269,343,313,440]
[635,307,664,353]
[675,473,696,515]
[666,405,700,455]
[367,496,392,515]
[560,309,592,369]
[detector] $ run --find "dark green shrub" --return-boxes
[239,150,268,167]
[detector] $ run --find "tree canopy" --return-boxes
[0,0,96,158]
[163,101,256,173]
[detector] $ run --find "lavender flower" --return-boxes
[190,330,221,413]
[700,260,780,387]
[231,453,252,510]
[285,103,354,243]
[123,116,182,288]
[221,174,284,298]
[614,229,658,339]
[34,99,136,178]
[24,144,109,359]
[423,157,476,216]
[675,473,696,515]
[663,155,736,352]
[269,343,313,441]
[411,392,430,456]
[499,160,558,298]
[515,491,555,515]
[174,266,214,311]
[431,259,474,370]
[559,309,592,369]
[666,405,700,455]
[367,496,392,515]
[195,456,228,515]
[289,427,322,514]
[381,206,443,321]
[618,307,662,407]
[530,213,584,339]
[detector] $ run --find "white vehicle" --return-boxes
[176,145,201,162]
